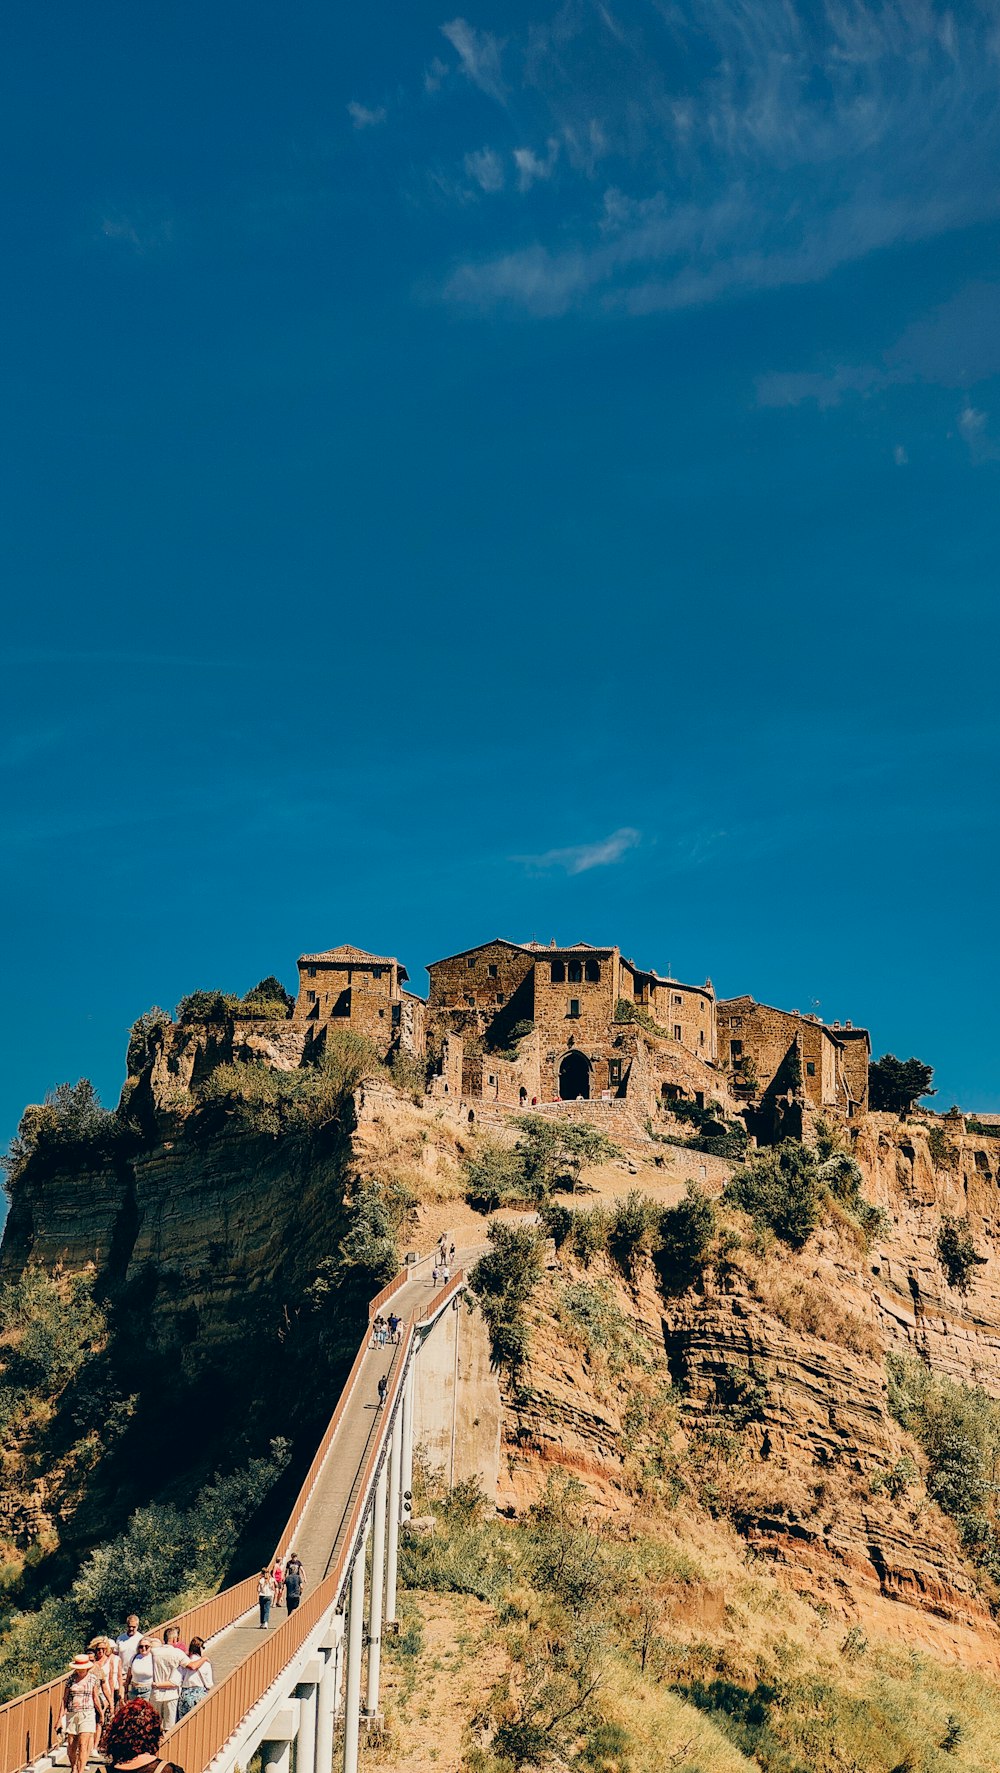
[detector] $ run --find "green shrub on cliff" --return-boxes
[887,1353,1000,1585]
[723,1140,820,1248]
[469,1221,544,1384]
[463,1118,619,1211]
[2,1080,118,1185]
[936,1215,985,1294]
[126,1007,170,1075]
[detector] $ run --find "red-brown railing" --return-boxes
[166,1325,415,1773]
[0,1256,430,1773]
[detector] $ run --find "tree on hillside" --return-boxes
[869,1054,935,1115]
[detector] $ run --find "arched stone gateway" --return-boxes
[559,1049,591,1101]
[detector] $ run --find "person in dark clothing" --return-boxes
[377,1374,388,1408]
[284,1555,304,1614]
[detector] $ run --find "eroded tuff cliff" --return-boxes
[0,1017,363,1565]
[488,1112,1000,1674]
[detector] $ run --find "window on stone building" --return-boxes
[306,990,316,1003]
[608,1058,622,1085]
[585,959,601,982]
[673,993,682,1006]
[488,1075,495,1086]
[332,988,352,1018]
[568,999,581,1019]
[307,966,317,978]
[730,1039,743,1058]
[391,1004,401,1027]
[568,961,583,983]
[496,993,505,1004]
[464,994,475,1007]
[488,964,498,978]
[806,1061,816,1077]
[673,1024,682,1041]
[699,1031,705,1046]
[633,979,643,999]
[467,957,476,969]
[550,960,565,982]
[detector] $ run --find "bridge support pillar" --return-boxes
[261,1743,291,1773]
[365,1456,389,1716]
[385,1425,401,1624]
[343,1522,369,1773]
[315,1647,338,1773]
[295,1681,317,1773]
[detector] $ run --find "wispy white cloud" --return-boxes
[464,147,505,193]
[439,3,1000,316]
[513,139,559,191]
[515,826,641,874]
[758,282,1000,408]
[958,405,999,464]
[894,444,908,467]
[441,18,505,103]
[347,101,387,130]
[98,209,175,256]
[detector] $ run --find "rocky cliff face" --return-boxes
[490,1113,1000,1675]
[0,1017,358,1564]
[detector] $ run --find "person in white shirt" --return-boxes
[126,1641,154,1700]
[116,1616,142,1672]
[149,1629,189,1727]
[178,1637,214,1717]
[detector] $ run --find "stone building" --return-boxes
[426,938,718,1107]
[293,944,425,1060]
[716,997,869,1119]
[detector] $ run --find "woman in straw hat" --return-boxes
[59,1651,106,1773]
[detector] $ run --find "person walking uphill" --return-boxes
[149,1630,187,1728]
[258,1568,275,1628]
[284,1553,305,1615]
[377,1373,388,1408]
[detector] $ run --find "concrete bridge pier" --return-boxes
[294,1679,318,1773]
[365,1457,389,1718]
[342,1521,369,1773]
[314,1638,340,1773]
[384,1426,402,1625]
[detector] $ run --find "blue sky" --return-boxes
[3,0,1000,1163]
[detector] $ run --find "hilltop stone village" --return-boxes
[289,937,871,1137]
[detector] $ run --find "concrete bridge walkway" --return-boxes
[192,1246,480,1693]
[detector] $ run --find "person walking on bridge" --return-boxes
[258,1568,275,1628]
[59,1652,106,1773]
[284,1553,305,1614]
[377,1373,389,1408]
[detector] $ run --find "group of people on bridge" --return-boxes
[257,1551,305,1627]
[59,1616,215,1773]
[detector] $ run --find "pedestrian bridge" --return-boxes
[0,1248,479,1773]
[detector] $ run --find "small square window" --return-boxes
[464,994,475,1006]
[496,993,504,1004]
[608,1059,622,1085]
[569,998,581,1019]
[488,964,498,978]
[308,966,317,978]
[379,1007,385,1017]
[488,1074,495,1085]
[730,1039,743,1057]
[467,957,476,969]
[673,993,682,1006]
[806,1060,816,1077]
